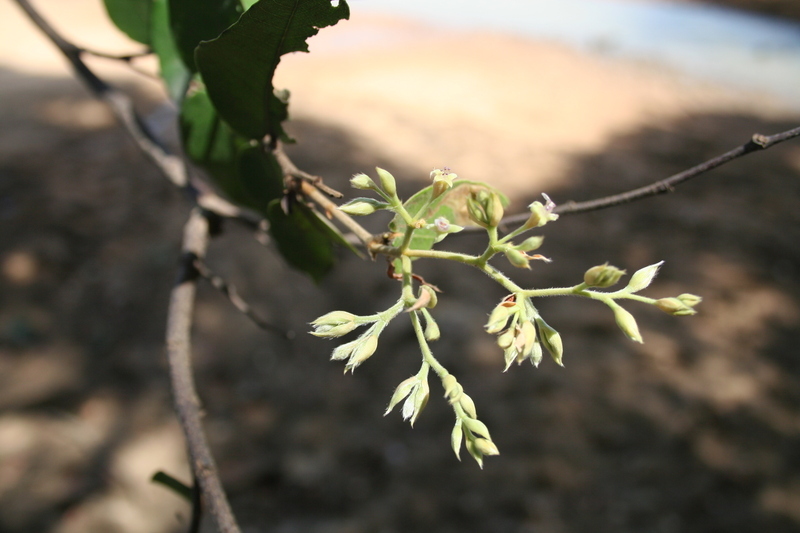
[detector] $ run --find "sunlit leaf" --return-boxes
[103,0,152,44]
[151,0,191,102]
[389,181,509,252]
[195,0,350,140]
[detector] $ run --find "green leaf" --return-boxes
[104,0,153,44]
[150,0,191,102]
[267,200,335,281]
[389,181,509,252]
[180,85,283,211]
[169,0,243,72]
[241,0,260,9]
[195,0,350,140]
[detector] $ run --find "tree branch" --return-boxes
[12,0,263,229]
[501,126,800,224]
[167,209,242,533]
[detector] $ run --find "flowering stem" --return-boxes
[409,310,449,379]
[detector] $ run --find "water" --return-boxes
[350,0,800,109]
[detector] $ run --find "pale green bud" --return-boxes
[625,261,664,293]
[535,317,564,366]
[504,249,531,269]
[350,173,376,190]
[473,437,500,456]
[612,305,643,343]
[465,437,484,468]
[677,293,703,307]
[497,329,515,350]
[424,319,440,341]
[485,301,516,334]
[375,167,397,197]
[338,198,387,216]
[311,311,358,336]
[344,334,379,371]
[503,344,518,372]
[459,394,477,419]
[462,417,492,440]
[330,338,359,361]
[467,190,504,229]
[514,235,545,252]
[442,374,460,402]
[655,297,697,316]
[421,286,438,309]
[451,420,464,460]
[584,263,626,288]
[409,379,429,426]
[519,320,537,359]
[385,376,419,415]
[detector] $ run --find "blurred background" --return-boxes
[1,0,800,531]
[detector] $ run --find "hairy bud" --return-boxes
[584,263,626,288]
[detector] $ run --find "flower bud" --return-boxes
[535,317,564,366]
[485,302,516,333]
[442,374,460,401]
[504,249,531,269]
[655,297,697,316]
[462,417,492,440]
[625,261,664,293]
[515,235,544,252]
[677,293,703,307]
[385,376,419,415]
[375,167,397,197]
[467,190,504,229]
[451,420,464,460]
[350,173,376,190]
[459,394,477,419]
[584,263,626,288]
[344,334,379,371]
[612,305,643,343]
[496,329,514,349]
[473,437,500,456]
[338,198,387,216]
[424,318,440,341]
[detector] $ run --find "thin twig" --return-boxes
[167,209,242,533]
[194,259,294,339]
[501,126,800,224]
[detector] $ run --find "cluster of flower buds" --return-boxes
[311,302,404,373]
[340,167,402,216]
[442,374,499,468]
[655,294,702,316]
[485,295,564,368]
[384,371,430,426]
[467,189,505,229]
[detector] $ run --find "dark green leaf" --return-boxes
[169,0,243,71]
[180,85,283,211]
[151,471,192,501]
[195,0,350,140]
[267,200,335,281]
[151,0,191,102]
[103,0,153,44]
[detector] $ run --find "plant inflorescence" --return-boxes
[312,168,701,467]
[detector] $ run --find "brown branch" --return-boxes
[12,0,262,229]
[167,209,242,533]
[501,126,800,224]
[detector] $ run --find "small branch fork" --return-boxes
[12,2,251,532]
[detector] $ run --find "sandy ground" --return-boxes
[2,1,800,532]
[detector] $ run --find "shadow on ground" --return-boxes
[1,67,800,532]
